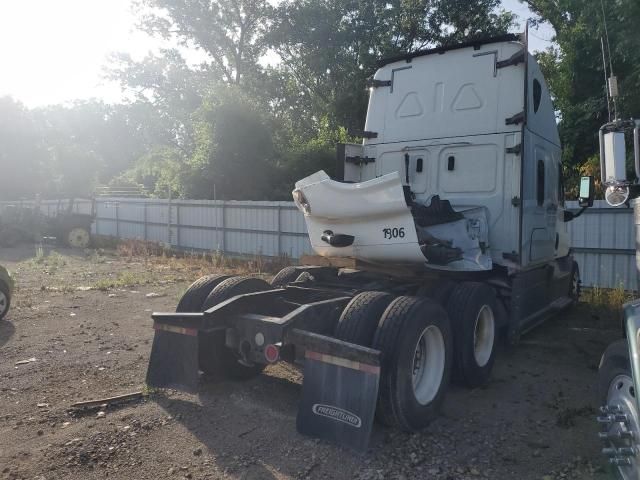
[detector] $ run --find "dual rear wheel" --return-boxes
[178,272,498,432]
[334,283,498,431]
[334,292,452,431]
[598,340,640,479]
[177,274,270,380]
[446,282,498,389]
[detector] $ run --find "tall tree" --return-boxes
[107,0,516,199]
[133,0,273,85]
[0,97,48,199]
[107,49,205,159]
[268,0,514,133]
[525,0,640,185]
[35,101,147,186]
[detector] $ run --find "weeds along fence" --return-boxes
[0,198,636,290]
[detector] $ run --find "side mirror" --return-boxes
[578,176,595,207]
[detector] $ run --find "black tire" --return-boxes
[597,339,640,478]
[270,266,301,287]
[176,274,231,312]
[446,282,498,389]
[0,281,10,320]
[65,227,91,248]
[203,276,271,310]
[334,291,395,346]
[199,276,272,379]
[569,261,581,304]
[372,296,452,431]
[295,271,313,282]
[598,339,632,404]
[431,279,457,306]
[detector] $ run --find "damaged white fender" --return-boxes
[293,171,492,272]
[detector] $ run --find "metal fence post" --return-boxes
[115,201,120,238]
[167,191,172,246]
[143,202,148,241]
[277,204,282,256]
[221,201,226,253]
[176,203,181,248]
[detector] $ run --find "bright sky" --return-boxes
[0,0,555,108]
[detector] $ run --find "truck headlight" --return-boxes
[292,189,311,214]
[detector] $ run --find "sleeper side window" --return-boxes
[533,79,542,113]
[537,160,545,206]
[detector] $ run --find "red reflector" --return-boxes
[264,344,279,363]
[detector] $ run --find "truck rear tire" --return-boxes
[598,339,640,479]
[176,274,231,312]
[446,282,497,388]
[372,296,452,431]
[270,266,301,287]
[334,291,395,346]
[200,276,272,380]
[0,282,10,320]
[599,339,633,400]
[202,276,271,310]
[66,227,91,248]
[570,261,581,304]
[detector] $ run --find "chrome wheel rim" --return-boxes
[605,374,640,479]
[0,291,7,316]
[473,305,495,367]
[412,325,445,405]
[68,228,90,248]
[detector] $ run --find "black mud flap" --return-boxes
[296,348,380,452]
[145,324,199,392]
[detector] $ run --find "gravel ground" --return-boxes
[0,244,619,480]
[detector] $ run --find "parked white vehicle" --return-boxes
[595,118,640,478]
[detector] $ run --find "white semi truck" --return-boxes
[594,117,640,479]
[146,33,594,450]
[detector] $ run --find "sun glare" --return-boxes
[0,0,550,108]
[0,0,155,107]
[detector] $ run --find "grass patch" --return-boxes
[93,271,151,291]
[87,249,107,264]
[29,250,67,275]
[117,239,167,258]
[110,238,292,281]
[582,282,634,313]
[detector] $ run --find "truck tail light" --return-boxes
[264,344,279,363]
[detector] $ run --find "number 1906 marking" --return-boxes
[383,227,405,239]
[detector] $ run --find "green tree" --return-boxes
[187,87,278,199]
[268,0,514,133]
[107,50,205,158]
[526,0,640,187]
[0,97,49,199]
[108,0,516,199]
[36,101,146,188]
[133,0,273,85]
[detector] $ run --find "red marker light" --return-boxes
[264,344,279,363]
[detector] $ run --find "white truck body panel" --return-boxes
[295,171,426,265]
[295,35,567,272]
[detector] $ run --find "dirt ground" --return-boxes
[0,244,622,480]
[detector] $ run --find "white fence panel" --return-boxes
[1,197,637,289]
[566,200,635,289]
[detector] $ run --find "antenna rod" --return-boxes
[601,37,611,122]
[600,0,618,119]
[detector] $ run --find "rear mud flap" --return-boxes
[296,349,379,452]
[146,325,199,392]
